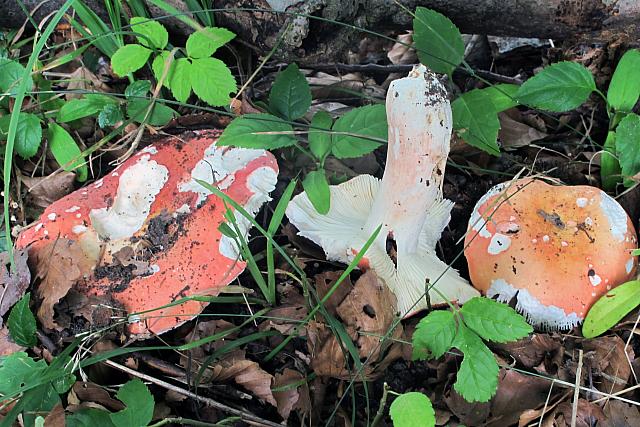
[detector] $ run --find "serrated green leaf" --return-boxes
[452,90,500,155]
[460,297,532,342]
[109,379,154,427]
[151,50,172,85]
[126,99,177,126]
[309,111,333,161]
[67,408,116,427]
[217,113,296,149]
[452,324,499,402]
[583,280,640,338]
[98,104,123,127]
[190,57,236,106]
[13,113,42,159]
[412,7,464,75]
[331,104,386,158]
[302,170,330,214]
[130,16,168,49]
[389,392,435,427]
[111,44,152,77]
[7,292,37,347]
[0,58,33,96]
[269,63,311,121]
[516,61,595,112]
[186,26,235,58]
[615,113,640,185]
[125,80,151,98]
[480,84,520,112]
[0,352,48,396]
[168,58,192,103]
[608,49,640,112]
[47,123,88,181]
[412,310,456,360]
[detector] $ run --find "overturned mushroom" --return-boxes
[465,178,637,329]
[286,65,479,317]
[17,130,278,337]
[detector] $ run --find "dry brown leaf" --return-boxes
[209,349,276,407]
[494,333,563,369]
[314,271,352,316]
[387,32,416,65]
[21,172,76,209]
[499,112,547,150]
[72,382,125,411]
[0,248,30,322]
[43,403,65,427]
[273,368,311,421]
[601,400,640,427]
[260,304,307,336]
[550,399,605,427]
[32,239,98,330]
[0,325,24,356]
[583,335,633,393]
[64,67,111,98]
[444,389,491,426]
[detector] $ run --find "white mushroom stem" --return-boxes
[286,65,479,317]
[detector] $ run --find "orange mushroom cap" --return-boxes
[464,178,637,329]
[17,130,278,337]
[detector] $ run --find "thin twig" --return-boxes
[571,350,584,427]
[102,359,282,427]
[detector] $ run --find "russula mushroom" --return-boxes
[286,65,479,316]
[17,130,278,337]
[465,178,638,329]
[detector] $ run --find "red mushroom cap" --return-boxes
[18,130,278,337]
[464,178,637,329]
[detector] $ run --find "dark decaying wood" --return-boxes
[0,0,638,62]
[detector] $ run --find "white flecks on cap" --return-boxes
[532,238,538,243]
[561,241,568,247]
[576,197,588,208]
[599,191,628,241]
[542,235,550,242]
[626,258,635,274]
[469,182,509,239]
[43,230,49,236]
[90,155,169,240]
[65,206,81,213]
[488,278,582,329]
[141,145,158,155]
[47,213,57,221]
[75,213,82,218]
[175,204,191,214]
[584,217,593,227]
[179,144,268,205]
[35,223,43,232]
[111,172,119,177]
[149,264,160,273]
[589,272,602,286]
[72,225,88,234]
[219,165,278,260]
[487,233,511,255]
[94,179,104,188]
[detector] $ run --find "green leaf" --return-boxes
[269,63,312,121]
[168,58,192,103]
[186,26,235,58]
[218,222,237,239]
[583,280,640,338]
[480,84,520,112]
[7,292,37,347]
[47,123,88,181]
[98,104,123,127]
[308,111,333,161]
[453,324,499,402]
[302,170,331,214]
[331,104,386,158]
[126,99,177,126]
[13,113,42,159]
[217,113,296,149]
[151,50,172,85]
[412,310,456,360]
[452,90,501,155]
[67,408,116,427]
[608,49,640,112]
[601,130,621,191]
[0,352,48,396]
[412,7,464,75]
[111,44,152,77]
[58,95,116,122]
[515,61,595,112]
[615,113,640,185]
[130,16,168,49]
[190,57,236,106]
[0,58,33,96]
[460,297,532,343]
[125,80,151,98]
[109,379,155,427]
[389,392,436,427]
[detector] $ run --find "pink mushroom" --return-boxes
[18,130,279,337]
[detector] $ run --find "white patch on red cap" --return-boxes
[90,155,169,240]
[626,258,635,274]
[469,182,508,239]
[47,213,57,221]
[487,233,511,255]
[599,191,628,242]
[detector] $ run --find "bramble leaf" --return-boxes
[412,310,456,360]
[12,113,42,159]
[459,297,532,343]
[109,379,154,427]
[130,17,168,49]
[217,113,296,149]
[412,7,464,75]
[331,104,386,158]
[111,44,152,76]
[389,392,435,427]
[186,27,235,58]
[516,61,595,112]
[190,57,236,106]
[7,292,37,347]
[452,324,499,402]
[98,104,123,128]
[308,111,333,161]
[0,58,33,96]
[126,99,177,126]
[269,63,312,121]
[452,90,500,155]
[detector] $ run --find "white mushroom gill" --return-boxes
[286,65,479,317]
